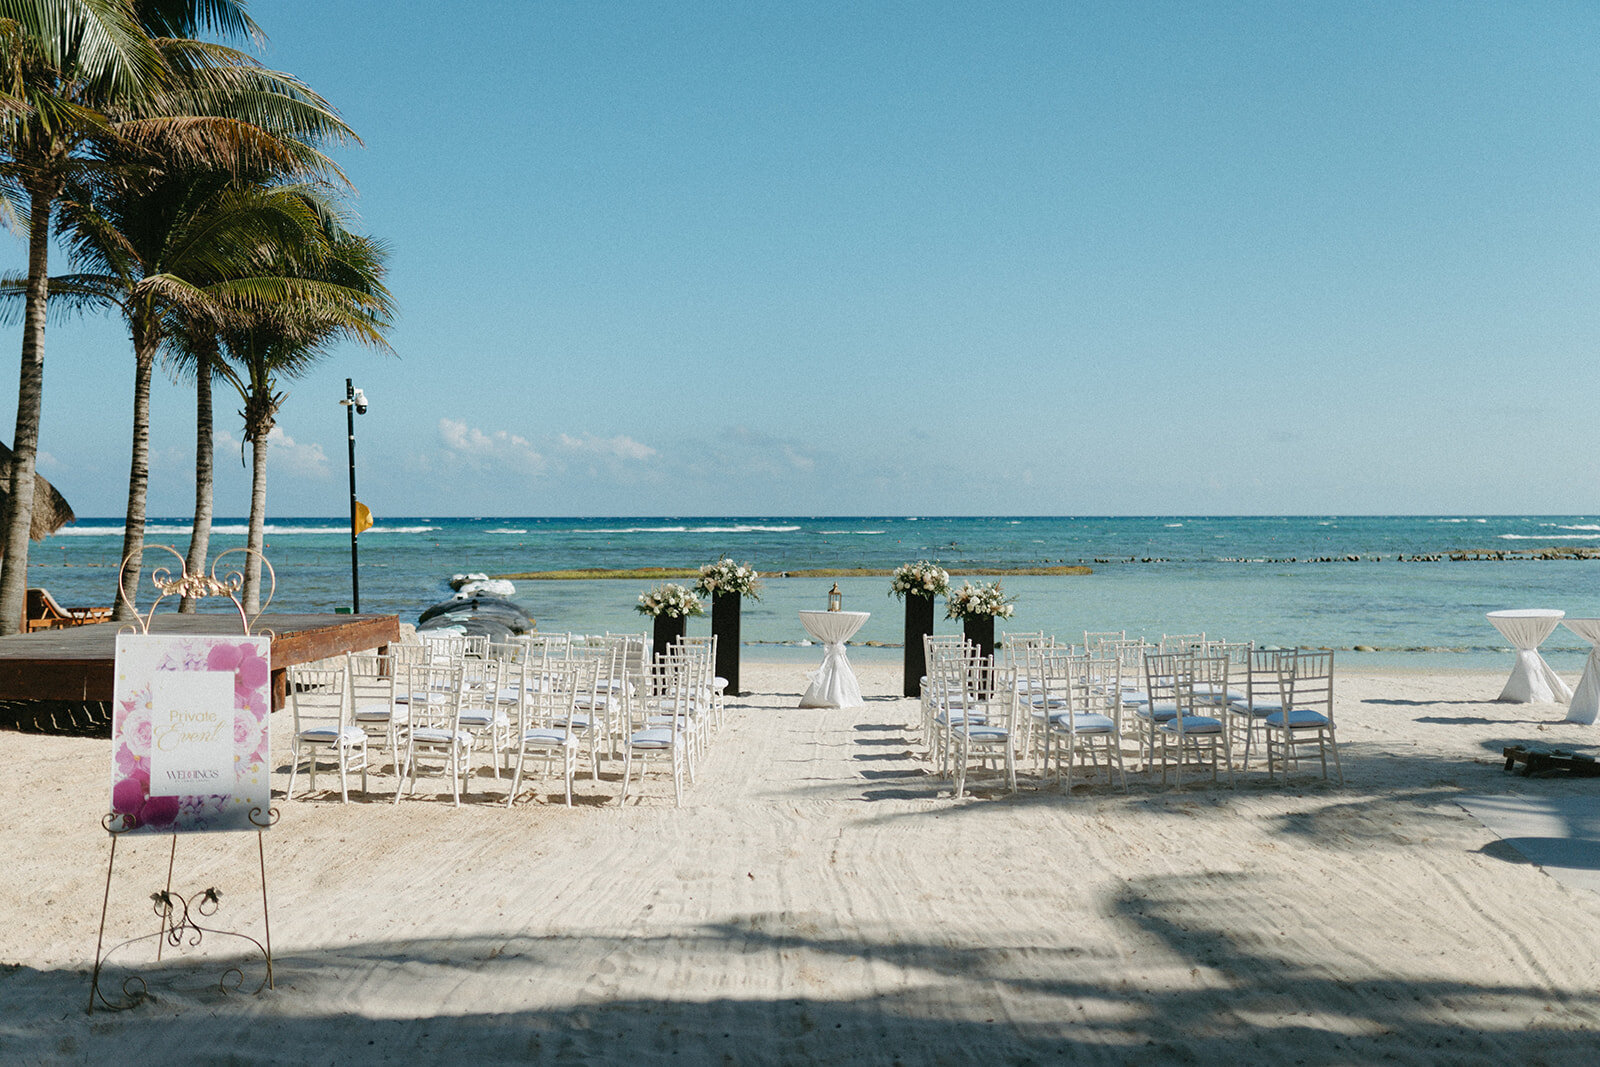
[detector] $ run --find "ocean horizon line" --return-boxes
[58,512,1594,524]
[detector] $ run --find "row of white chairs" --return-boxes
[922,632,1341,798]
[284,632,724,807]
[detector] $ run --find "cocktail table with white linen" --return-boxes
[1560,618,1600,724]
[1487,609,1572,704]
[798,610,869,708]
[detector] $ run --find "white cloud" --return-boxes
[265,428,330,478]
[556,433,656,462]
[438,417,544,471]
[205,427,328,478]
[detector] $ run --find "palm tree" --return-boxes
[69,32,353,618]
[170,328,217,611]
[0,0,166,633]
[160,184,355,613]
[214,223,392,612]
[0,2,355,627]
[54,162,353,619]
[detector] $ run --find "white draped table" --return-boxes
[1487,609,1572,704]
[798,610,869,708]
[1561,618,1600,724]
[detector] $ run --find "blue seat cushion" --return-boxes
[1049,712,1115,733]
[354,702,406,723]
[551,713,594,730]
[410,727,472,746]
[520,728,577,746]
[1159,715,1223,735]
[1265,709,1331,728]
[298,725,365,745]
[629,727,676,749]
[1135,701,1178,722]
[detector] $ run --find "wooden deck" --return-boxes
[0,613,400,709]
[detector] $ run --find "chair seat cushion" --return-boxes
[1159,715,1223,735]
[520,728,578,747]
[1135,701,1178,722]
[354,702,407,723]
[410,727,472,746]
[1230,698,1283,716]
[936,710,988,726]
[1048,711,1116,733]
[551,713,593,731]
[1265,709,1331,728]
[629,727,677,749]
[458,710,510,729]
[298,725,365,745]
[957,724,1011,742]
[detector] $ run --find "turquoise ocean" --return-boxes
[27,515,1600,672]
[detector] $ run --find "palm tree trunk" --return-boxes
[111,321,156,622]
[180,347,217,613]
[243,428,269,614]
[0,186,55,636]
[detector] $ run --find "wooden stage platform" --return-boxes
[0,613,400,709]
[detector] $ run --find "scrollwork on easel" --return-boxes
[117,545,276,635]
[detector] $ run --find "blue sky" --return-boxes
[6,1,1599,518]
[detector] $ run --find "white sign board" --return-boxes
[110,634,273,834]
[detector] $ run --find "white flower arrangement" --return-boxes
[694,557,762,600]
[945,580,1017,620]
[636,583,706,618]
[889,560,950,600]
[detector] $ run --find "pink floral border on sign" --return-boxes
[110,634,272,834]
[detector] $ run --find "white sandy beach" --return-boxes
[3,662,1599,1064]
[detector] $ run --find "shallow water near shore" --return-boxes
[26,514,1600,672]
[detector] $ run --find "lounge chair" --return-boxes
[24,588,113,632]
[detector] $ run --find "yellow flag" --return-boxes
[354,501,374,536]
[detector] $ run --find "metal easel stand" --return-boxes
[87,547,279,1014]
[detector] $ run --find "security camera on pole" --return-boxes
[339,379,371,613]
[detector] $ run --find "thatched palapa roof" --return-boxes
[0,441,75,552]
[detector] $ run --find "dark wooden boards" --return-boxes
[1503,745,1600,778]
[0,613,400,708]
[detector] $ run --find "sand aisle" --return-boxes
[3,663,1600,1063]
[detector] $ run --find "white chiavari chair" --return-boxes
[1150,651,1233,788]
[393,660,473,805]
[1229,648,1285,772]
[926,637,983,775]
[1264,650,1341,785]
[621,657,692,807]
[921,634,975,754]
[458,655,513,779]
[949,661,1020,798]
[1043,651,1126,791]
[348,651,406,776]
[286,662,366,802]
[1160,632,1208,654]
[1083,630,1126,653]
[506,658,589,806]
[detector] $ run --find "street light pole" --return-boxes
[341,378,366,613]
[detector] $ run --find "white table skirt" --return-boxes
[798,610,869,708]
[1487,609,1572,704]
[1562,618,1600,724]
